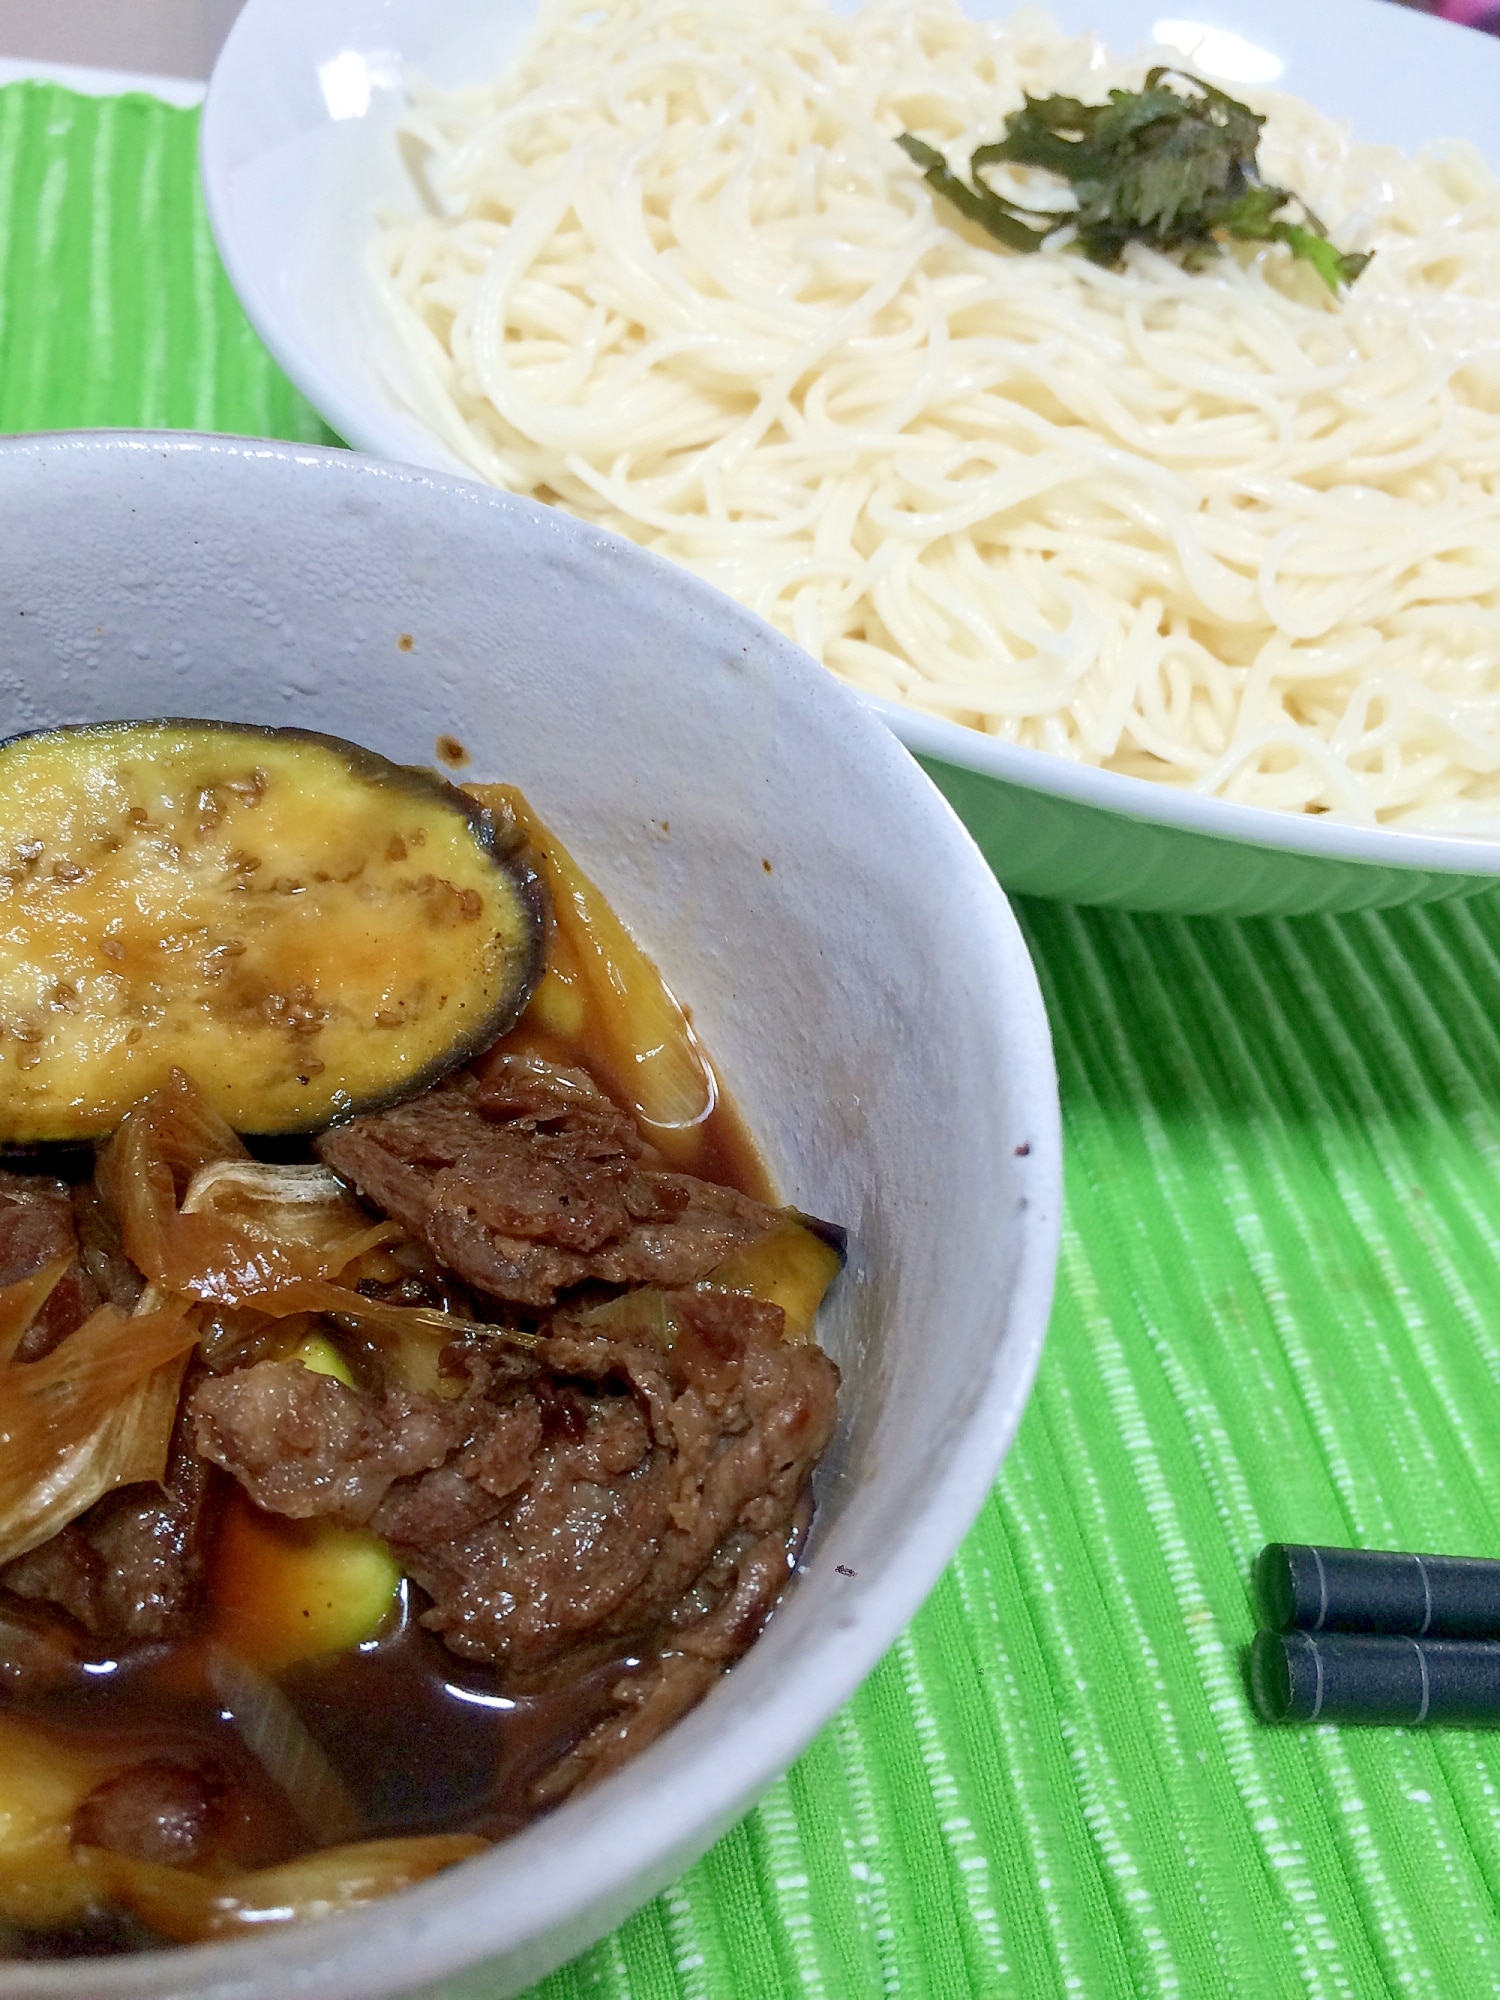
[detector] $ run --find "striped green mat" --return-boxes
[6,76,1500,1999]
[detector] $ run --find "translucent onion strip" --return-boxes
[75,1835,487,1943]
[475,784,717,1160]
[105,1069,538,1357]
[0,1300,198,1565]
[105,1072,400,1306]
[205,1646,363,1847]
[0,1258,71,1368]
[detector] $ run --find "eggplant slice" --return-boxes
[0,722,544,1140]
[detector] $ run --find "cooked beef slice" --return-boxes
[72,1760,218,1869]
[0,1172,78,1286]
[0,1536,103,1642]
[0,1171,102,1362]
[315,1055,780,1308]
[3,1386,220,1646]
[0,1597,84,1697]
[190,1364,463,1524]
[528,1651,720,1808]
[428,1291,838,1671]
[527,1508,813,1807]
[71,1751,301,1875]
[195,1289,839,1692]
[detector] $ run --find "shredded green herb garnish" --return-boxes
[897,68,1372,293]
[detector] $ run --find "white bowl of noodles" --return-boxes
[0,431,1058,1999]
[202,0,1500,917]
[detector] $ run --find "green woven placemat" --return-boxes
[6,76,1500,2000]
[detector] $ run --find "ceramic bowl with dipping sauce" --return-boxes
[0,432,1059,2000]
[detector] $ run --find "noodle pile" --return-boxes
[373,0,1500,829]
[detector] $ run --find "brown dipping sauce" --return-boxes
[1,1590,643,1959]
[0,796,839,1960]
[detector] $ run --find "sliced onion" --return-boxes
[97,1072,536,1377]
[76,1834,488,1943]
[205,1646,362,1847]
[474,786,716,1160]
[104,1073,398,1305]
[317,1290,537,1352]
[0,1256,72,1367]
[0,1299,198,1564]
[181,1160,400,1274]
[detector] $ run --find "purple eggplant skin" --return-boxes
[0,719,548,1142]
[792,1210,849,1265]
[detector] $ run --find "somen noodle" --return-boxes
[373,0,1500,830]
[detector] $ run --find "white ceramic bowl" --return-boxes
[200,0,1500,920]
[0,432,1059,2000]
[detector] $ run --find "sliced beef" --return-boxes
[190,1363,464,1525]
[526,1652,719,1806]
[85,1438,218,1644]
[368,1395,546,1544]
[471,1052,647,1149]
[72,1760,218,1869]
[0,1597,84,1697]
[196,1288,839,1701]
[70,1753,296,1874]
[523,1499,813,1808]
[0,1170,102,1362]
[177,1052,839,1827]
[4,1382,221,1646]
[413,1290,838,1671]
[3,1535,106,1639]
[316,1055,779,1308]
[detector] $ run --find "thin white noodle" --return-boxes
[371,0,1500,831]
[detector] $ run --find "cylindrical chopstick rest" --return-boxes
[1256,1542,1500,1638]
[1251,1629,1500,1727]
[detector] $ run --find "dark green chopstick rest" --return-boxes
[1251,1629,1500,1727]
[1257,1542,1500,1639]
